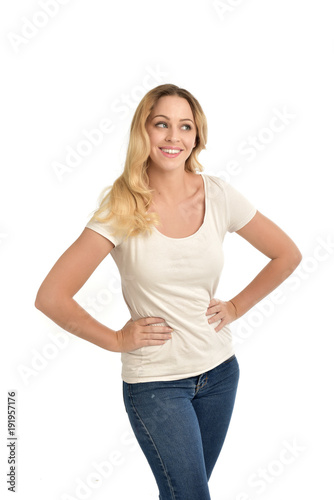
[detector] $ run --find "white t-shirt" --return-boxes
[85,173,257,383]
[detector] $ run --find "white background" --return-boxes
[1,1,333,499]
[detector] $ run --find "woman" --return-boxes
[35,83,302,499]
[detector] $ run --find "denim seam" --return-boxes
[127,385,176,500]
[195,373,208,395]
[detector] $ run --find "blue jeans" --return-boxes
[122,354,240,499]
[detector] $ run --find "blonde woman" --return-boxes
[35,84,302,499]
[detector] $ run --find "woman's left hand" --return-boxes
[205,298,237,332]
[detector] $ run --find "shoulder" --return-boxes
[201,173,227,187]
[201,173,252,199]
[200,173,230,200]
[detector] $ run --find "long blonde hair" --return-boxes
[88,83,208,242]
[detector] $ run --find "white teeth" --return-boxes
[161,148,181,154]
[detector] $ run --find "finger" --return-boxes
[214,318,227,331]
[148,325,173,334]
[206,306,219,316]
[143,339,169,347]
[142,333,172,345]
[209,313,223,323]
[139,317,166,325]
[147,331,172,339]
[145,319,173,331]
[139,318,173,334]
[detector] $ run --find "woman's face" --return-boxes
[145,95,197,172]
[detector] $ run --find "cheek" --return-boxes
[148,129,162,148]
[186,130,197,145]
[186,135,197,149]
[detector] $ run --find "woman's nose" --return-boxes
[165,128,180,142]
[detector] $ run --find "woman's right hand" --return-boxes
[115,317,173,353]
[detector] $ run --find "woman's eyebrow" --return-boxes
[152,114,194,124]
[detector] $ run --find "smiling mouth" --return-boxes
[159,147,183,152]
[159,147,183,157]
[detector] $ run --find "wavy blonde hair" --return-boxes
[88,83,208,242]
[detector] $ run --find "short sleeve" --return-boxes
[85,216,123,247]
[223,180,257,233]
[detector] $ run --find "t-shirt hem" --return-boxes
[121,349,236,384]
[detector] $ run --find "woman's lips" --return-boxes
[159,148,183,158]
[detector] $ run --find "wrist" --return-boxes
[228,299,238,319]
[107,328,122,352]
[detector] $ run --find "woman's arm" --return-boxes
[35,228,172,352]
[35,228,120,351]
[229,210,302,318]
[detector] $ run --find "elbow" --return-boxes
[34,287,59,313]
[35,279,48,311]
[35,286,71,314]
[275,245,302,282]
[35,297,43,311]
[291,246,303,268]
[35,289,47,312]
[284,247,303,276]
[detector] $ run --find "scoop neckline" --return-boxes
[152,173,208,241]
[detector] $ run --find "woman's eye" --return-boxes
[155,122,192,130]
